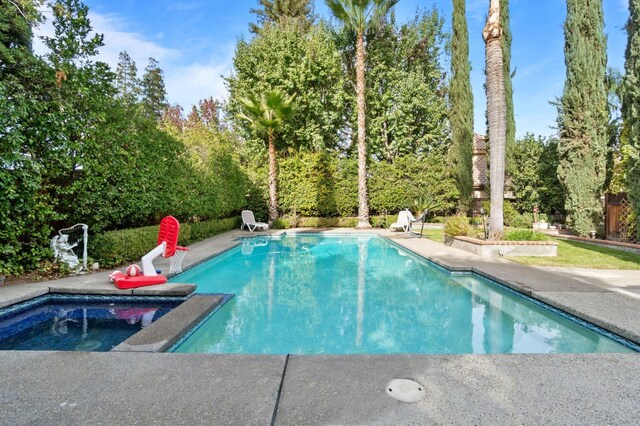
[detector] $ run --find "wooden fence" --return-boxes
[605,192,637,244]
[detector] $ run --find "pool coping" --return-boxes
[112,294,229,353]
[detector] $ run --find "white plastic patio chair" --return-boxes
[389,210,411,232]
[241,210,269,232]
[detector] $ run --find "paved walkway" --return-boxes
[0,228,639,425]
[536,266,640,299]
[1,351,638,425]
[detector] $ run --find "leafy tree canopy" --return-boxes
[363,8,449,161]
[250,0,314,33]
[226,20,348,154]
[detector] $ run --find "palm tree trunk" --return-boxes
[267,130,279,222]
[355,31,371,229]
[484,0,506,239]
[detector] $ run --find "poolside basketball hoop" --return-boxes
[157,216,189,274]
[111,216,189,289]
[169,246,189,274]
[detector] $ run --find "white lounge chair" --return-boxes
[389,209,411,232]
[241,210,269,232]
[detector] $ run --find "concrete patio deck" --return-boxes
[1,351,638,425]
[0,228,639,424]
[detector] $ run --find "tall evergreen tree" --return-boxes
[365,9,449,162]
[141,57,168,119]
[623,0,640,239]
[325,0,399,229]
[557,0,608,236]
[0,0,54,275]
[484,0,507,239]
[449,0,474,211]
[250,0,314,33]
[115,51,139,104]
[501,0,516,176]
[43,0,114,184]
[604,68,622,192]
[226,20,347,152]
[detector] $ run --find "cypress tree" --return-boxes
[557,0,608,236]
[115,51,139,104]
[623,0,640,239]
[501,0,516,176]
[250,0,314,33]
[449,0,474,211]
[141,57,168,119]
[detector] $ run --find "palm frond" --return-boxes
[325,0,397,33]
[236,89,296,138]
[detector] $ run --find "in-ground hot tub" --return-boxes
[0,295,183,352]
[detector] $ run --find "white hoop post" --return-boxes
[141,241,167,276]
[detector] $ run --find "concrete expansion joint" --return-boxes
[270,354,290,426]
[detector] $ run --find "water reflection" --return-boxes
[0,301,174,351]
[175,235,633,354]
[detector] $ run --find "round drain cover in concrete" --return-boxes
[385,379,426,403]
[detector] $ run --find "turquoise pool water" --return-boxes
[171,234,636,354]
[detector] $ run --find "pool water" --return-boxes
[171,234,636,355]
[0,296,181,351]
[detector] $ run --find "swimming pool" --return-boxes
[171,234,637,354]
[0,295,181,351]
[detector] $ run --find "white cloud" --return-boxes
[165,61,232,109]
[31,5,235,108]
[88,13,178,68]
[33,7,177,69]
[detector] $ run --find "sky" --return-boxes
[33,0,630,138]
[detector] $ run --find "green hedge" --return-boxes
[272,216,392,229]
[90,217,239,268]
[276,152,458,218]
[444,216,471,237]
[503,229,548,241]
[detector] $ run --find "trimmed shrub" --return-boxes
[444,216,471,237]
[279,153,340,217]
[89,225,159,268]
[188,217,240,243]
[271,217,293,229]
[334,159,359,217]
[90,217,239,268]
[276,153,458,218]
[268,216,362,229]
[503,229,548,241]
[298,217,359,228]
[430,216,447,224]
[369,155,459,215]
[509,213,533,229]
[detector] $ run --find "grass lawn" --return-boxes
[420,228,446,242]
[419,228,640,270]
[512,239,640,270]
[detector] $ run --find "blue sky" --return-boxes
[34,0,630,138]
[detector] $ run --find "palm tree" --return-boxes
[325,0,398,229]
[237,89,295,222]
[483,0,506,239]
